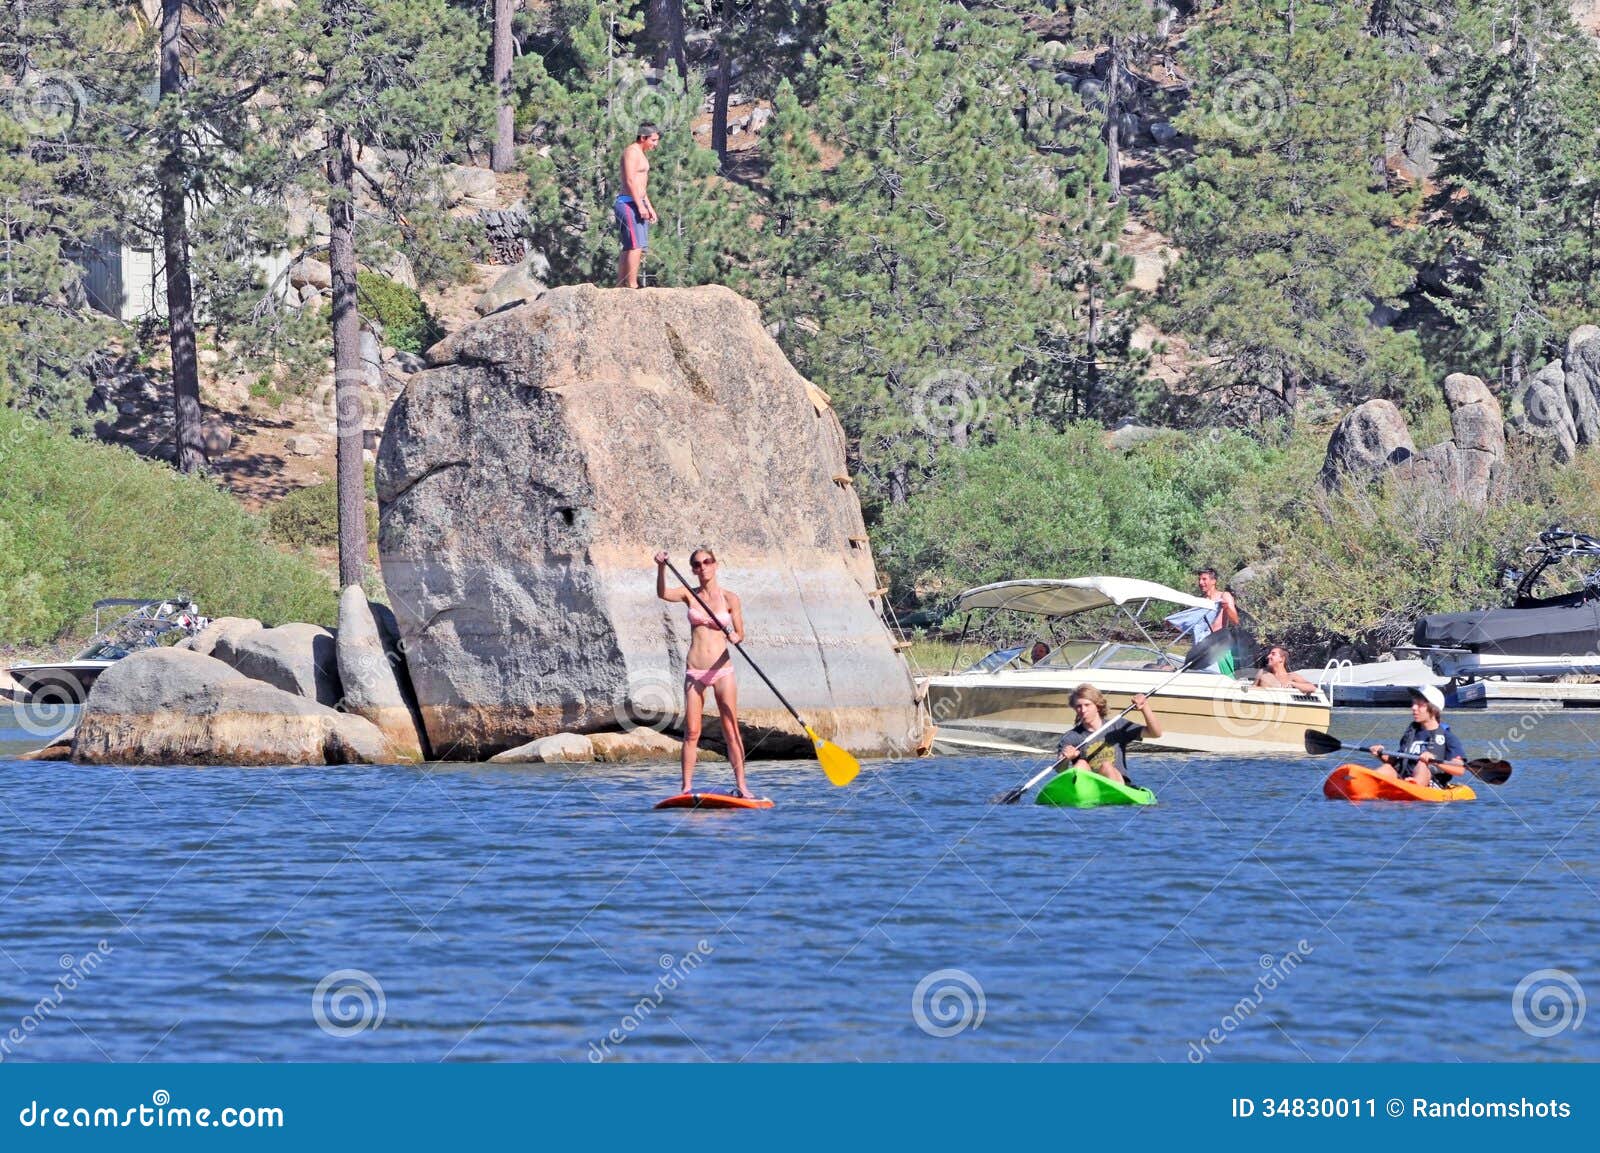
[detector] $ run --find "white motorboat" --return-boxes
[918,577,1331,756]
[7,596,208,703]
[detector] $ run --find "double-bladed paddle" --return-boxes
[990,627,1238,805]
[1302,729,1512,785]
[663,560,860,787]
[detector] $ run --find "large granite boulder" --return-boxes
[73,648,388,765]
[335,586,426,763]
[212,622,341,706]
[1319,399,1415,488]
[378,283,919,761]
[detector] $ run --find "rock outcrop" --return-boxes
[1508,325,1600,461]
[488,733,595,764]
[1320,399,1416,488]
[73,648,388,766]
[335,586,425,763]
[378,283,919,761]
[1321,376,1504,507]
[212,622,341,706]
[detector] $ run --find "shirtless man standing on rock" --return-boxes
[615,124,661,288]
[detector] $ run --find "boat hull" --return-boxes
[6,662,111,703]
[921,669,1331,756]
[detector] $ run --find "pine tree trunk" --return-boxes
[712,0,734,162]
[159,0,206,475]
[649,0,689,80]
[327,124,367,588]
[491,0,515,172]
[1105,41,1122,202]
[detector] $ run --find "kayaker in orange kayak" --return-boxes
[654,548,752,798]
[1368,685,1466,787]
[1056,683,1162,787]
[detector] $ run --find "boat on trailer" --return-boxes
[918,577,1331,756]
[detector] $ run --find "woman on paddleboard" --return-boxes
[1368,685,1466,788]
[1055,684,1162,787]
[654,548,752,798]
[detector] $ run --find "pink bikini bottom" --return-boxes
[684,664,732,688]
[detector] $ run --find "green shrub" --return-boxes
[1198,430,1600,652]
[0,409,337,647]
[267,478,378,549]
[356,270,440,354]
[873,422,1278,614]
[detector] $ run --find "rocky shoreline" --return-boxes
[23,285,927,768]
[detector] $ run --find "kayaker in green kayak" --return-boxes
[1367,685,1467,788]
[1055,683,1163,787]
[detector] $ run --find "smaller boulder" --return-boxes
[288,258,333,291]
[74,649,386,766]
[1566,324,1600,363]
[1320,399,1415,488]
[185,616,262,658]
[475,256,547,316]
[488,733,595,764]
[286,434,326,457]
[213,622,341,706]
[336,586,425,763]
[589,728,724,764]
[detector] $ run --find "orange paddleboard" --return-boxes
[1323,764,1476,803]
[654,792,774,811]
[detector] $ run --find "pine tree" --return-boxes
[249,0,488,585]
[0,0,143,419]
[1073,0,1171,201]
[1155,0,1427,426]
[1429,0,1600,388]
[789,0,1108,506]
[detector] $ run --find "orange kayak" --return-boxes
[654,792,773,811]
[1323,764,1476,803]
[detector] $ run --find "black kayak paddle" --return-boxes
[1303,729,1512,785]
[991,627,1238,805]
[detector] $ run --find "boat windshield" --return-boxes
[1074,642,1181,671]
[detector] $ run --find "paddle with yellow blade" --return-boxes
[662,559,860,786]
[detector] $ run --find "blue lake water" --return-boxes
[1,707,1596,1062]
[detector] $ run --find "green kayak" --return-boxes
[1035,768,1156,808]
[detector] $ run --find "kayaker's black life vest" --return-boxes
[1398,721,1466,786]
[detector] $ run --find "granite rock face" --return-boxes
[1322,378,1504,506]
[212,623,341,706]
[378,283,919,760]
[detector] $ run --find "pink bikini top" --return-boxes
[687,604,733,630]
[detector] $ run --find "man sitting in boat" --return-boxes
[1253,646,1316,692]
[1055,684,1163,787]
[1367,686,1467,788]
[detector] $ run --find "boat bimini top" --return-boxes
[953,577,1211,617]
